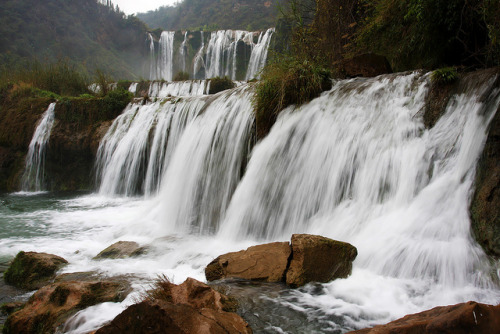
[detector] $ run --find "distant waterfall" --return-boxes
[21,102,56,191]
[148,28,274,81]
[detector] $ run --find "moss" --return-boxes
[253,55,331,140]
[431,67,459,85]
[173,71,190,81]
[208,77,236,95]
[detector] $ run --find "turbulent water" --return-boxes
[2,72,500,333]
[21,102,56,192]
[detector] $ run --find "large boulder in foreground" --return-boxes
[286,234,358,287]
[3,279,130,334]
[96,277,252,334]
[205,242,291,282]
[3,251,68,290]
[205,234,357,287]
[93,241,148,260]
[348,301,500,334]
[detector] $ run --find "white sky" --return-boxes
[112,0,179,15]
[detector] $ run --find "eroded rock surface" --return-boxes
[348,301,500,334]
[94,241,148,260]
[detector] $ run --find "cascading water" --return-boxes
[3,71,500,334]
[150,29,274,81]
[21,102,56,192]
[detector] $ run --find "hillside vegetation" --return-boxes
[0,0,149,79]
[137,0,278,31]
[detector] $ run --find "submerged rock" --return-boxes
[205,242,291,282]
[286,234,357,287]
[348,301,500,334]
[3,251,68,290]
[206,234,357,287]
[96,277,252,334]
[93,241,148,260]
[3,279,130,334]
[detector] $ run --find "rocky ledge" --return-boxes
[205,234,357,287]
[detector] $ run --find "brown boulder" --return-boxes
[3,251,68,290]
[94,241,148,260]
[341,53,392,78]
[205,242,291,282]
[3,279,130,334]
[348,301,500,334]
[95,300,251,334]
[286,234,357,287]
[96,277,252,334]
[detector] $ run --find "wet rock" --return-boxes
[150,277,238,312]
[96,277,252,334]
[93,241,148,260]
[286,234,357,287]
[348,301,500,334]
[205,242,291,282]
[0,302,24,316]
[471,90,500,257]
[341,53,392,78]
[3,251,68,290]
[3,279,130,334]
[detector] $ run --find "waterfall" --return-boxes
[246,28,275,80]
[21,102,57,192]
[159,31,175,81]
[147,33,157,80]
[151,29,273,81]
[147,80,210,98]
[218,72,500,289]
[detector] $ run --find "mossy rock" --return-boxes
[208,77,236,95]
[3,252,68,290]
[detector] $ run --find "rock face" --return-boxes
[96,278,252,334]
[3,251,68,290]
[471,89,500,256]
[3,279,131,334]
[348,301,500,334]
[94,241,148,259]
[205,235,357,287]
[341,53,392,78]
[205,242,291,282]
[286,234,358,287]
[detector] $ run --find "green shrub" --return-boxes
[208,77,236,94]
[117,80,133,91]
[431,67,458,85]
[173,71,190,81]
[253,54,331,139]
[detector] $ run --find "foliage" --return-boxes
[355,0,499,70]
[137,0,278,31]
[208,77,236,94]
[0,60,90,97]
[431,67,458,85]
[173,71,190,81]
[254,54,331,139]
[0,0,149,79]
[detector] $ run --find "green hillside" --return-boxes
[137,0,278,31]
[0,0,149,79]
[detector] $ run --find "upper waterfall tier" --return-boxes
[148,28,274,81]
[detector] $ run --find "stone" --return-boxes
[3,251,68,290]
[3,279,130,334]
[93,241,148,260]
[341,53,392,78]
[205,242,291,282]
[95,300,252,334]
[471,73,500,257]
[286,234,357,287]
[96,277,252,334]
[348,301,500,334]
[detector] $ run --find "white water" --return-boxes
[147,80,210,98]
[3,72,500,333]
[21,102,56,191]
[151,29,274,81]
